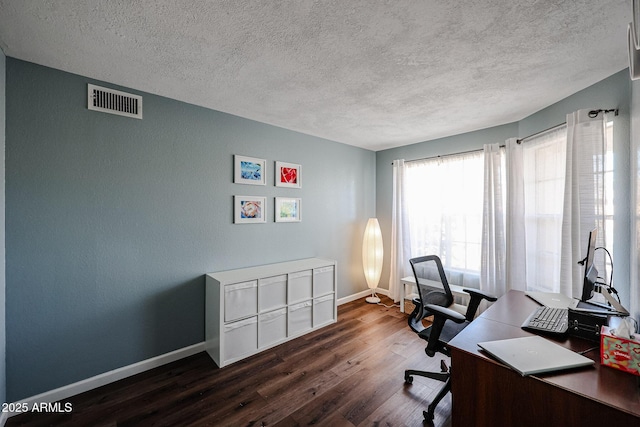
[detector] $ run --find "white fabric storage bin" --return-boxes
[288,270,312,303]
[288,300,313,336]
[223,316,258,361]
[259,308,287,348]
[259,275,287,312]
[224,280,258,322]
[314,294,335,327]
[313,266,335,296]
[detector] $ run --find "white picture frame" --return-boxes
[275,161,301,188]
[275,197,301,222]
[234,155,266,185]
[234,196,267,224]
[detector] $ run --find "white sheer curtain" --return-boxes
[560,110,607,299]
[520,126,568,293]
[394,110,612,304]
[504,137,527,292]
[404,151,484,289]
[388,159,409,302]
[480,110,608,297]
[480,143,506,296]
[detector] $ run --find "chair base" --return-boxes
[404,361,451,424]
[404,369,448,384]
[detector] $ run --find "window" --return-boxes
[517,119,613,295]
[401,119,614,295]
[404,151,484,287]
[521,126,567,292]
[588,119,615,302]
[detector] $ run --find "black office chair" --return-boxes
[404,255,496,424]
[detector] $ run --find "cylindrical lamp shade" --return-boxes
[362,218,383,290]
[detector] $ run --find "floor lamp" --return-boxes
[363,218,383,304]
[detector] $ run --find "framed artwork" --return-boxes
[275,161,301,188]
[275,197,301,222]
[234,196,267,224]
[234,155,266,185]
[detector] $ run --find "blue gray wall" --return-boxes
[0,48,6,406]
[5,58,375,401]
[376,70,632,307]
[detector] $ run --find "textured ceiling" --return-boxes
[0,1,631,151]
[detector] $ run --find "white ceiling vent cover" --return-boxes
[87,84,143,119]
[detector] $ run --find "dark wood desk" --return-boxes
[448,290,640,426]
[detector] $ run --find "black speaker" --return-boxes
[568,309,610,342]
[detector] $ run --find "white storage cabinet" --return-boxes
[206,258,337,367]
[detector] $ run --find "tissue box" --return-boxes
[600,325,640,376]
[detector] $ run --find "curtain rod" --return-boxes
[516,108,617,144]
[395,148,483,165]
[515,122,565,144]
[394,108,618,165]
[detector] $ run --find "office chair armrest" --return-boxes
[463,288,498,302]
[424,303,466,324]
[422,303,466,357]
[407,298,427,333]
[463,288,498,321]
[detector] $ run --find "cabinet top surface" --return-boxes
[206,258,336,283]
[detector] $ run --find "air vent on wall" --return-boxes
[87,84,143,119]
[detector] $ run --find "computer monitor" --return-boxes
[575,228,628,315]
[580,228,598,302]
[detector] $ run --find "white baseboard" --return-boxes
[3,342,206,421]
[337,287,389,305]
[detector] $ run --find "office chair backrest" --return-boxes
[409,255,454,310]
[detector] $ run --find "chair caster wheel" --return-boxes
[423,409,434,424]
[404,373,413,384]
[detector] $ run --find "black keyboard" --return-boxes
[521,306,568,334]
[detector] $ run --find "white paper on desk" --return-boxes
[477,335,594,376]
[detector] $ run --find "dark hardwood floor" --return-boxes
[7,297,452,427]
